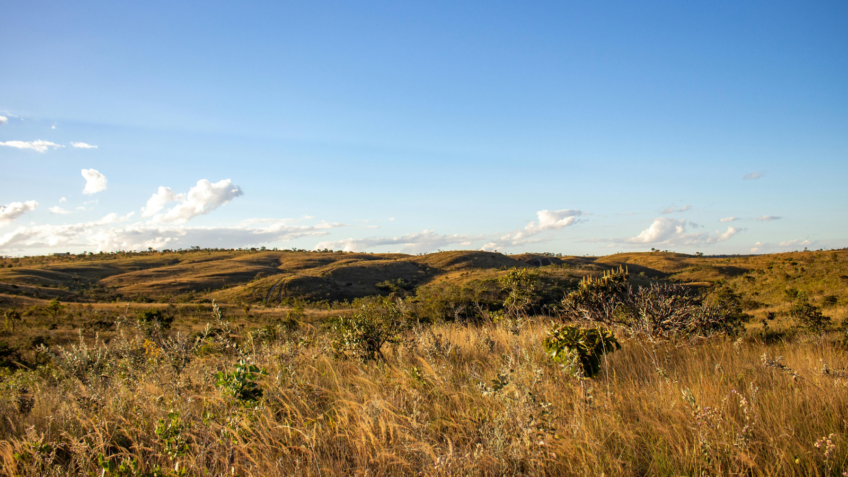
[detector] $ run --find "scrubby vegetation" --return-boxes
[0,249,846,475]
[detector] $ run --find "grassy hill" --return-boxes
[1,249,846,312]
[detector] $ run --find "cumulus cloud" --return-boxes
[743,172,764,180]
[754,215,781,221]
[0,140,64,153]
[59,197,67,203]
[142,179,243,224]
[0,116,7,125]
[49,206,73,215]
[720,217,738,223]
[71,142,98,149]
[480,209,583,251]
[531,209,582,231]
[82,169,108,194]
[316,230,470,254]
[615,217,741,246]
[0,201,38,226]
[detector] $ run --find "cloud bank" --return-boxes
[620,217,741,246]
[316,230,470,254]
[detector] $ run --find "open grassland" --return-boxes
[0,248,846,475]
[1,316,848,476]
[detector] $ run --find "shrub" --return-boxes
[560,267,630,325]
[215,359,266,403]
[499,268,539,318]
[542,325,620,378]
[135,309,174,339]
[789,293,830,333]
[560,268,747,340]
[331,298,406,361]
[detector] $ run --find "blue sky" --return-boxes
[1,1,846,256]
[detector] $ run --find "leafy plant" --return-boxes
[155,411,190,461]
[331,298,406,361]
[542,325,620,378]
[215,359,267,402]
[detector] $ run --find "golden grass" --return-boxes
[2,317,847,476]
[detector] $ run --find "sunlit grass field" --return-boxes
[0,248,846,476]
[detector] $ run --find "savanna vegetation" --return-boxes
[0,248,846,476]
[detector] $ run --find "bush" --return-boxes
[215,359,266,403]
[135,308,174,339]
[542,325,620,378]
[331,298,407,361]
[560,268,746,339]
[789,293,830,333]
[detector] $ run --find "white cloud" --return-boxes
[620,217,742,246]
[532,209,582,231]
[0,116,7,125]
[142,179,243,224]
[754,215,781,221]
[316,230,470,254]
[720,217,738,223]
[0,140,64,153]
[743,172,764,180]
[71,142,98,149]
[751,239,813,253]
[480,208,583,251]
[660,205,692,214]
[778,239,811,247]
[626,218,686,243]
[49,206,73,215]
[142,186,181,217]
[82,169,108,194]
[59,197,67,203]
[0,214,339,253]
[0,201,38,226]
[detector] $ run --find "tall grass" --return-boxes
[1,312,846,476]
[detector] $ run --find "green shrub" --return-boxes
[331,298,406,361]
[214,359,266,403]
[135,308,174,338]
[542,325,620,378]
[789,293,830,333]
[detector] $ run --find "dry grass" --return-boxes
[1,313,847,476]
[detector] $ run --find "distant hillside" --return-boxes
[0,249,846,313]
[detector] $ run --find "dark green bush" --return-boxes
[543,325,620,378]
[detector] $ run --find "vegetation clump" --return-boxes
[542,325,620,378]
[560,267,749,340]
